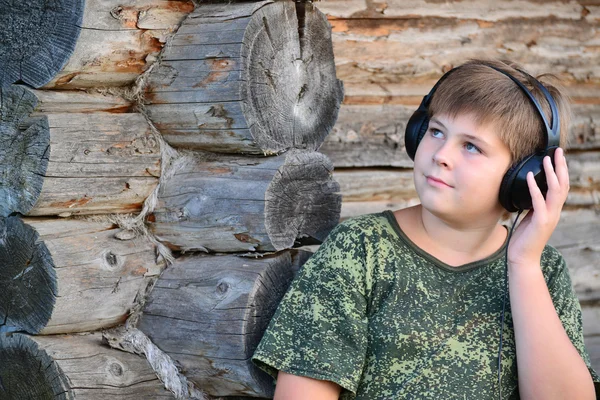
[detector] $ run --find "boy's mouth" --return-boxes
[426,175,452,187]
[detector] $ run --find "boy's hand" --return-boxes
[507,147,570,268]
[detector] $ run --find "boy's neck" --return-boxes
[397,205,507,267]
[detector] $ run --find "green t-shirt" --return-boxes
[252,210,600,399]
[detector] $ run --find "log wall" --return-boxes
[317,0,600,373]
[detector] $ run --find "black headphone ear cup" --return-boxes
[499,162,522,212]
[405,106,430,161]
[499,153,548,212]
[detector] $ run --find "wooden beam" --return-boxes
[145,0,344,154]
[149,150,341,253]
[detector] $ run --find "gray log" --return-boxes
[0,0,84,88]
[548,209,600,303]
[0,85,160,217]
[137,250,311,397]
[0,216,165,335]
[319,2,598,88]
[321,104,600,168]
[149,150,341,252]
[0,333,175,399]
[42,0,195,89]
[145,0,343,154]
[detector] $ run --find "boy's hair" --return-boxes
[428,59,571,163]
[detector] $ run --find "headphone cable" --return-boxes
[497,209,524,400]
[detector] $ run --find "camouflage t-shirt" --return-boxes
[252,210,600,399]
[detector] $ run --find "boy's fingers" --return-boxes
[543,155,559,192]
[555,148,570,190]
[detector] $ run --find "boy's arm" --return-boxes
[274,372,342,400]
[508,148,595,400]
[508,264,595,400]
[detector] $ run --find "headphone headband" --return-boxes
[417,64,559,151]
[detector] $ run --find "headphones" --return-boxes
[404,64,561,212]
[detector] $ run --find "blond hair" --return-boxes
[429,59,571,163]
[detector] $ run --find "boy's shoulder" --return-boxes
[333,211,392,238]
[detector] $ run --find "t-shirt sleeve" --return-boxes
[251,220,369,396]
[545,247,600,396]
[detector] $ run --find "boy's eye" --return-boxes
[465,142,481,154]
[430,128,444,138]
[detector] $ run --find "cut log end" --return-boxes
[0,0,84,88]
[0,217,56,334]
[241,1,344,153]
[0,334,72,399]
[265,150,342,250]
[0,85,49,216]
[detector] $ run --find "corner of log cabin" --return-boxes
[1,0,599,398]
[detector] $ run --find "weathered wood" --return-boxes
[583,306,600,337]
[27,87,133,114]
[323,5,600,87]
[145,0,343,154]
[319,0,590,20]
[0,0,84,88]
[43,0,195,89]
[0,216,165,335]
[149,150,341,252]
[0,85,160,216]
[549,209,600,303]
[321,104,600,169]
[137,250,311,397]
[0,333,175,399]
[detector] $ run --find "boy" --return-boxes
[251,59,600,399]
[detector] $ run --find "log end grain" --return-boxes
[0,85,49,216]
[0,333,72,399]
[0,0,84,88]
[0,216,56,334]
[265,150,342,250]
[241,1,344,153]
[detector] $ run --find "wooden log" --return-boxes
[321,104,600,169]
[26,87,133,114]
[145,0,343,154]
[149,150,341,252]
[137,250,311,397]
[323,5,600,87]
[0,85,160,217]
[0,0,84,88]
[42,0,195,89]
[549,209,600,303]
[319,0,588,20]
[0,333,175,399]
[0,216,165,335]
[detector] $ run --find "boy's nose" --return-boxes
[432,144,452,168]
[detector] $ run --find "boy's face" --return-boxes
[413,113,512,223]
